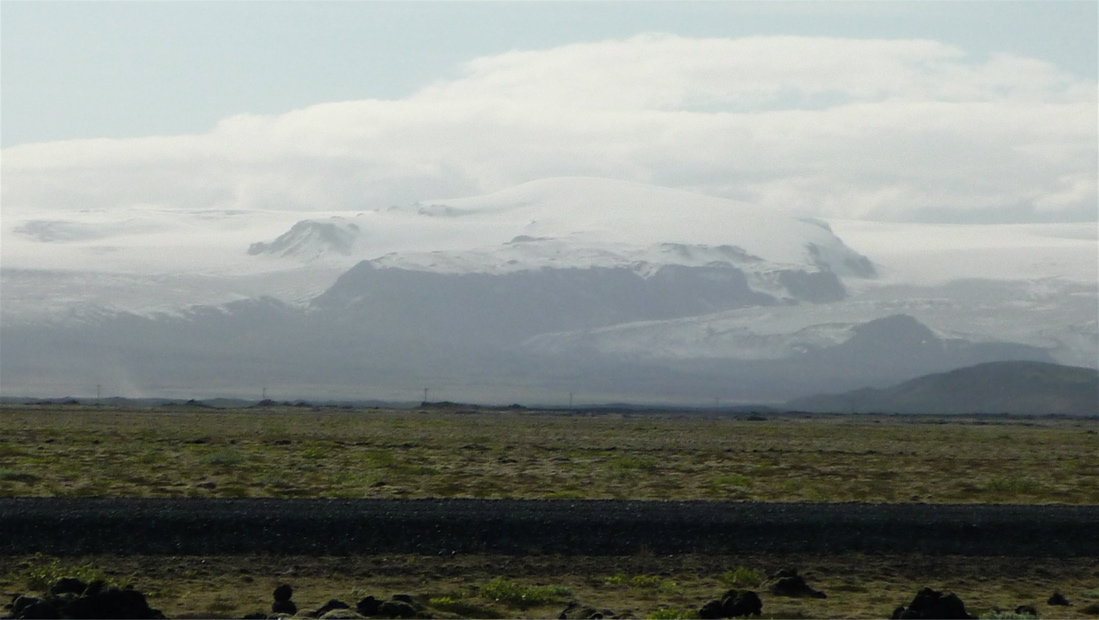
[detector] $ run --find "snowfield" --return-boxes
[1,177,1095,400]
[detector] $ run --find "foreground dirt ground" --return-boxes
[3,552,1098,619]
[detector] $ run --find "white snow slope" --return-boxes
[2,177,871,318]
[2,176,1096,369]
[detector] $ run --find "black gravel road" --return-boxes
[2,498,1096,557]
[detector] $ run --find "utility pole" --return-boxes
[422,387,430,403]
[568,392,574,409]
[262,387,267,401]
[96,384,101,405]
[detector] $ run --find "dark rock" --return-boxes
[64,586,164,619]
[767,569,825,599]
[378,599,416,618]
[356,596,381,616]
[390,594,414,605]
[11,596,39,617]
[44,593,78,613]
[47,578,87,596]
[271,599,297,616]
[893,587,975,619]
[13,599,60,619]
[10,593,51,620]
[558,601,613,619]
[241,613,269,619]
[273,584,294,602]
[1081,603,1099,616]
[84,580,107,598]
[698,599,724,619]
[321,610,367,619]
[1014,605,1037,617]
[892,606,908,619]
[722,589,763,617]
[1048,592,1070,606]
[315,599,351,616]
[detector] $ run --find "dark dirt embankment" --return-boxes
[3,498,1097,557]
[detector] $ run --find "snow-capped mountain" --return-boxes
[1,177,1095,404]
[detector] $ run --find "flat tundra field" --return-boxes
[1,404,1097,619]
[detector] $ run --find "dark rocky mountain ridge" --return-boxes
[787,360,1099,415]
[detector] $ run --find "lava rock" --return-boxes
[767,569,826,599]
[9,584,163,620]
[1015,605,1037,616]
[698,599,725,619]
[1048,592,1070,606]
[378,599,416,618]
[892,588,975,619]
[558,601,615,619]
[314,598,351,616]
[722,589,763,617]
[10,597,39,618]
[47,578,87,597]
[356,595,381,616]
[321,609,367,619]
[64,586,164,619]
[12,599,60,619]
[273,584,293,602]
[271,583,296,616]
[83,580,107,598]
[271,599,297,616]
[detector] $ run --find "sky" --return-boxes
[2,1,1097,224]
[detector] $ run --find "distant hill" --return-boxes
[787,360,1099,415]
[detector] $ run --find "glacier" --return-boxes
[1,177,1095,404]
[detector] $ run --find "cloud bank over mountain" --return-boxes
[4,34,1095,223]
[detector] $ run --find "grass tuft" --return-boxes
[646,607,699,619]
[13,554,112,591]
[478,577,573,607]
[429,596,504,618]
[201,451,243,467]
[720,566,764,588]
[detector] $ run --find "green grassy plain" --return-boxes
[0,403,1096,503]
[1,404,1097,618]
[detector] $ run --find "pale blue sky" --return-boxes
[3,1,1096,148]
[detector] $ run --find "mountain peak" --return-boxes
[250,176,875,282]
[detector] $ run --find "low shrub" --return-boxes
[15,554,111,590]
[429,596,503,618]
[478,577,573,607]
[721,566,764,588]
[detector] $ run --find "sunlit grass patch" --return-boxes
[429,595,505,618]
[610,455,659,472]
[647,607,700,619]
[720,566,764,588]
[478,576,573,608]
[8,553,112,590]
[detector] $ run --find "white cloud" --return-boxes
[2,34,1095,222]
